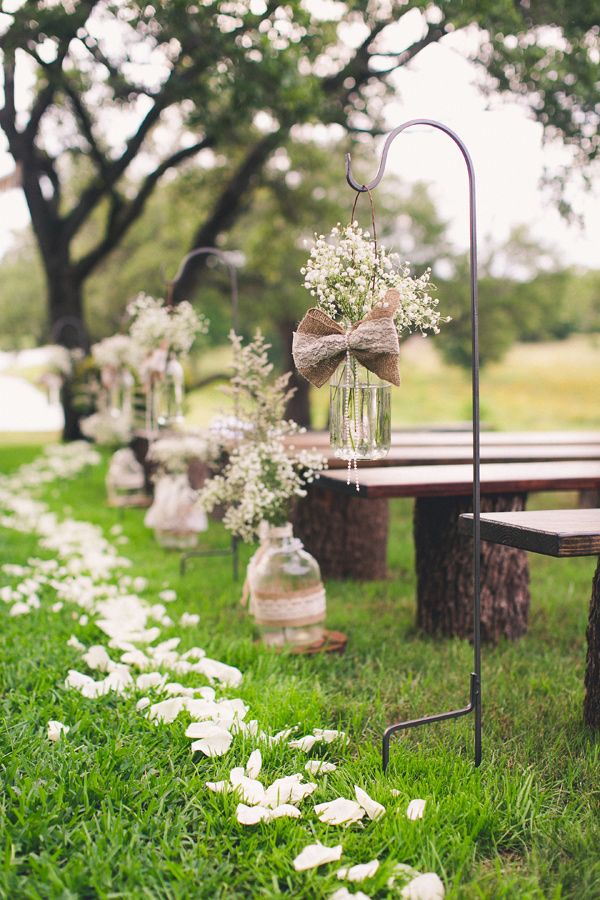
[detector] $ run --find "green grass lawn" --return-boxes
[1,445,599,898]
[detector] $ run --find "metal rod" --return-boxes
[166,246,240,333]
[168,248,243,582]
[382,673,479,771]
[180,535,239,579]
[347,119,481,769]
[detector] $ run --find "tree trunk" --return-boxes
[584,557,600,729]
[292,483,389,580]
[278,317,311,428]
[47,269,88,442]
[415,493,530,643]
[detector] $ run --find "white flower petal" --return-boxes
[236,803,271,825]
[180,612,200,627]
[188,722,233,757]
[314,728,347,744]
[330,889,372,900]
[314,798,365,826]
[195,657,243,687]
[148,697,186,724]
[10,601,30,617]
[289,734,317,752]
[355,786,386,821]
[232,775,266,806]
[82,645,113,672]
[264,775,316,808]
[401,873,445,900]
[246,749,262,779]
[305,760,337,776]
[268,727,296,745]
[206,780,233,794]
[406,799,426,821]
[47,720,69,742]
[337,860,380,883]
[122,649,152,669]
[293,842,343,872]
[391,789,401,797]
[136,672,166,691]
[67,635,85,651]
[136,697,150,711]
[269,803,302,820]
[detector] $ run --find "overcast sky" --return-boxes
[1,19,598,270]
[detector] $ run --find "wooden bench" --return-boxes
[458,508,600,729]
[293,461,600,643]
[318,444,600,469]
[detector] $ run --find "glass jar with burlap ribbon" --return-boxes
[243,522,326,648]
[292,289,400,481]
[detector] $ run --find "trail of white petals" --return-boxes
[0,445,444,895]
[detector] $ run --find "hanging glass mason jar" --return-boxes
[248,523,326,648]
[329,357,391,461]
[144,472,207,549]
[157,357,185,430]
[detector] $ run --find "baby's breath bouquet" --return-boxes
[302,222,445,335]
[127,293,209,359]
[198,331,326,543]
[91,334,135,371]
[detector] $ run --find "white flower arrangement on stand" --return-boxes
[38,344,81,407]
[81,334,137,447]
[144,433,212,550]
[198,331,327,648]
[295,222,449,476]
[126,293,209,433]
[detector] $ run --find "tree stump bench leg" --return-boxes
[292,484,389,580]
[414,493,531,643]
[584,557,600,729]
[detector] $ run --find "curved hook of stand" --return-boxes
[348,120,482,771]
[166,246,240,334]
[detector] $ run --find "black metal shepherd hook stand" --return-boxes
[166,246,240,334]
[346,119,482,770]
[166,246,241,581]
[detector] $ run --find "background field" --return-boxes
[185,335,600,432]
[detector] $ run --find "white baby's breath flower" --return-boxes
[302,222,448,337]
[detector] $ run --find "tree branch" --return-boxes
[74,137,214,280]
[62,78,110,179]
[172,131,284,301]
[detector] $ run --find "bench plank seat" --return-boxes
[459,508,600,557]
[320,461,600,499]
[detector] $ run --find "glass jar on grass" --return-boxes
[329,357,391,461]
[249,523,326,648]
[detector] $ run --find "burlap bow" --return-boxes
[292,289,401,388]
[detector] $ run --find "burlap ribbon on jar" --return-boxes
[292,289,401,388]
